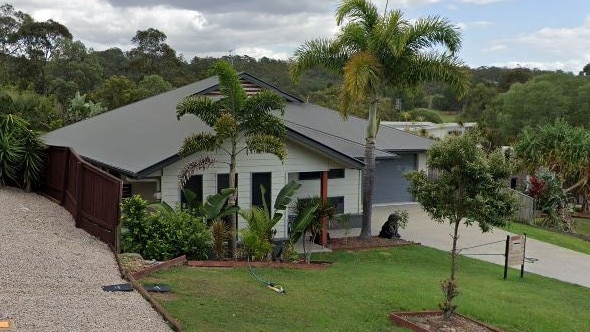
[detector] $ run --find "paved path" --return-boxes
[0,188,170,332]
[333,203,590,288]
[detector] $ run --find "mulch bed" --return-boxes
[329,236,418,251]
[390,311,503,332]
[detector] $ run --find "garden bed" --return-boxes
[329,235,417,250]
[390,311,503,332]
[187,259,331,270]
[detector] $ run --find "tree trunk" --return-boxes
[359,94,378,240]
[228,143,238,259]
[442,218,461,320]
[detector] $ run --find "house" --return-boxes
[381,121,477,140]
[43,73,433,238]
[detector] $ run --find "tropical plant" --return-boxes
[239,181,303,261]
[290,0,469,239]
[515,120,590,212]
[210,219,232,260]
[176,60,287,257]
[524,169,572,231]
[0,114,45,190]
[406,134,516,319]
[290,196,336,263]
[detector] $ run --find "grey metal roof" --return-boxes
[44,73,433,177]
[284,102,434,155]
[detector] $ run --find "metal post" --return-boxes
[321,171,328,247]
[504,235,510,280]
[520,233,527,278]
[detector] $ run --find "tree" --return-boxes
[498,67,533,92]
[515,120,590,215]
[290,0,469,238]
[406,134,515,319]
[92,75,138,110]
[482,72,590,145]
[45,39,104,100]
[127,28,183,82]
[459,82,497,122]
[176,60,287,257]
[136,74,173,100]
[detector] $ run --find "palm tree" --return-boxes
[176,61,287,257]
[290,0,469,239]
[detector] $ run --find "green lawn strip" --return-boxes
[504,222,590,256]
[432,110,459,123]
[142,246,590,332]
[573,217,590,236]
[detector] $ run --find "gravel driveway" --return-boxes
[0,187,171,332]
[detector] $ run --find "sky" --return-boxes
[11,0,590,73]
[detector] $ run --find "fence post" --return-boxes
[115,181,123,253]
[75,161,83,227]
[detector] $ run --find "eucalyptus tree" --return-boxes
[290,0,469,238]
[406,134,515,319]
[176,60,287,257]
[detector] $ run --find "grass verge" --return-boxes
[504,222,590,256]
[142,246,590,332]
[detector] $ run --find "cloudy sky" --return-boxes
[12,0,590,73]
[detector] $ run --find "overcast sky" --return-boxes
[12,0,590,73]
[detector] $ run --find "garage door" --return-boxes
[373,154,416,204]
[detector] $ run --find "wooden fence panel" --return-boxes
[42,146,122,250]
[509,188,534,223]
[42,146,68,202]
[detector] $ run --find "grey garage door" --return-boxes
[373,154,416,204]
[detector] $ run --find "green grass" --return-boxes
[432,110,460,123]
[574,218,590,236]
[504,221,590,256]
[142,246,590,332]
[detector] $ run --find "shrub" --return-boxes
[121,195,213,260]
[0,114,45,190]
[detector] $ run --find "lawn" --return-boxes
[431,110,460,123]
[142,246,590,332]
[574,217,590,235]
[504,220,590,256]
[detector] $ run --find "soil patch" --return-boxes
[390,311,503,332]
[329,236,418,251]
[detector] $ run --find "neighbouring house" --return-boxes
[381,121,477,140]
[44,73,433,238]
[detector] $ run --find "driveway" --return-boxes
[333,203,590,289]
[0,188,170,332]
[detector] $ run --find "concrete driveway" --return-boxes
[333,203,590,289]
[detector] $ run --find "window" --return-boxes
[181,175,203,206]
[298,169,345,180]
[328,196,345,214]
[251,172,271,209]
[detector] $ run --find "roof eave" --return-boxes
[287,128,365,169]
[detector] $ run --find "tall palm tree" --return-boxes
[290,0,469,239]
[177,61,287,257]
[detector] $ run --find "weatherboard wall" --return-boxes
[160,139,361,239]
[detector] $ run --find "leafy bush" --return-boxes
[121,195,213,260]
[240,206,276,261]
